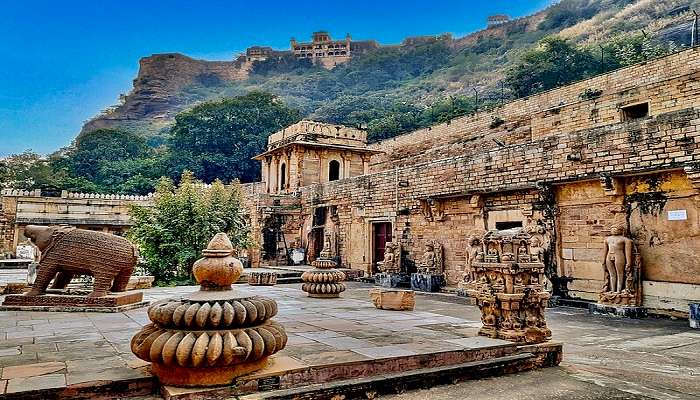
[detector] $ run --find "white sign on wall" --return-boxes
[667,209,687,221]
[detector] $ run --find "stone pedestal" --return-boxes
[1,290,147,312]
[369,288,415,311]
[248,271,277,286]
[301,257,346,298]
[130,233,287,387]
[690,303,700,329]
[374,272,410,288]
[588,303,647,319]
[410,273,445,292]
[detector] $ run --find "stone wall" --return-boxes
[0,190,153,254]
[246,47,700,315]
[369,47,700,172]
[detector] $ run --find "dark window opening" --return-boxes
[279,163,286,189]
[621,103,649,121]
[329,160,340,181]
[495,221,523,230]
[313,207,327,227]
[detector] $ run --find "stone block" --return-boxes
[248,271,277,286]
[126,276,154,290]
[410,273,445,292]
[369,288,415,311]
[374,273,410,288]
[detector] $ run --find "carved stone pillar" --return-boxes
[261,159,270,193]
[270,154,280,194]
[361,154,370,176]
[343,151,352,179]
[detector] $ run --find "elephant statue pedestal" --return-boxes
[0,225,148,312]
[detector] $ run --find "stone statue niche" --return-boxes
[410,240,445,292]
[375,241,410,288]
[598,225,642,307]
[465,229,551,344]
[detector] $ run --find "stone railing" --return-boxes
[1,189,154,201]
[65,192,153,201]
[1,189,40,197]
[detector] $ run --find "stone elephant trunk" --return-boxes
[24,225,139,298]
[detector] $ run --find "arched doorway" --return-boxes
[280,163,286,190]
[328,160,340,181]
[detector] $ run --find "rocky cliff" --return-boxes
[81,53,250,134]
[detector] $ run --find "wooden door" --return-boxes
[372,222,392,272]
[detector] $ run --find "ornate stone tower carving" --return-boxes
[465,229,551,344]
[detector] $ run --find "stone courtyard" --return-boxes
[0,280,697,399]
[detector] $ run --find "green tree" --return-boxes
[128,171,253,284]
[601,33,674,70]
[0,151,57,190]
[505,36,597,98]
[166,92,301,183]
[68,129,149,181]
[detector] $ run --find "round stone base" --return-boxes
[308,293,341,298]
[151,357,269,387]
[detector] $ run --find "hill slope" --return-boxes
[81,0,699,142]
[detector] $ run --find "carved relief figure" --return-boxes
[418,241,443,274]
[378,242,401,274]
[319,232,333,260]
[464,235,482,282]
[528,236,546,263]
[24,225,138,298]
[602,225,633,293]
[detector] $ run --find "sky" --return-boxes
[0,0,552,157]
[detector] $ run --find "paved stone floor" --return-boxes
[0,281,698,399]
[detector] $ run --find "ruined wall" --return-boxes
[248,48,700,315]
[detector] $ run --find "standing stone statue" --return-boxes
[602,225,633,294]
[464,235,482,283]
[595,224,643,310]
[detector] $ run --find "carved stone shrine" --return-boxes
[1,225,145,311]
[465,229,551,344]
[301,232,346,298]
[130,233,287,387]
[410,240,445,292]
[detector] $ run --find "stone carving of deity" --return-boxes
[464,235,481,282]
[418,241,443,275]
[528,236,546,263]
[378,242,400,274]
[601,225,633,294]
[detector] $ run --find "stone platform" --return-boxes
[0,283,561,399]
[1,290,147,313]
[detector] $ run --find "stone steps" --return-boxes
[237,353,536,400]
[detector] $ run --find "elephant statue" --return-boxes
[24,225,139,298]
